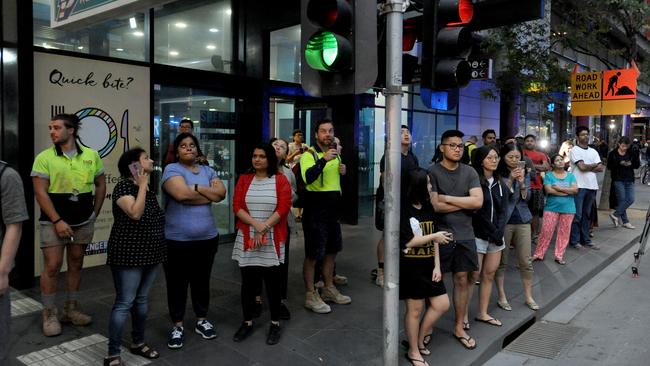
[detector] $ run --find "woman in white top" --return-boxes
[231,143,292,345]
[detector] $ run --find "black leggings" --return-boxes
[241,265,282,322]
[255,226,290,300]
[164,237,218,323]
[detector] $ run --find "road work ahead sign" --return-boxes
[570,68,638,116]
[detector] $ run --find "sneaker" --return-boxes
[320,286,352,305]
[609,212,619,227]
[585,244,600,250]
[60,300,92,326]
[42,308,62,337]
[252,300,263,318]
[279,302,291,320]
[233,322,254,342]
[195,319,217,339]
[167,326,184,349]
[334,274,348,286]
[375,268,384,287]
[314,280,324,289]
[304,291,331,314]
[266,323,281,345]
[572,244,583,250]
[623,223,636,229]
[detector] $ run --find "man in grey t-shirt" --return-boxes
[428,130,482,350]
[0,162,29,363]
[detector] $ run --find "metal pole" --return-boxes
[382,0,403,365]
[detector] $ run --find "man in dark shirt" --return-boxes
[428,130,483,350]
[375,125,419,287]
[0,162,28,363]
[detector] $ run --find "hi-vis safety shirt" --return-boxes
[299,145,342,220]
[31,143,104,225]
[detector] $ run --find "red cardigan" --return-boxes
[233,173,292,256]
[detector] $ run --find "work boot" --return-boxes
[42,308,62,337]
[60,300,92,326]
[320,286,352,305]
[304,291,331,314]
[375,268,384,287]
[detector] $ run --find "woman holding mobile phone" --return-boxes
[400,168,452,366]
[495,143,539,311]
[105,148,165,366]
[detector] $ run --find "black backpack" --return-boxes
[291,148,318,208]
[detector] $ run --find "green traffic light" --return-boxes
[304,31,352,72]
[305,31,340,71]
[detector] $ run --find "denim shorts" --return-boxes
[475,238,505,254]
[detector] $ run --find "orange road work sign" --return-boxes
[570,68,638,116]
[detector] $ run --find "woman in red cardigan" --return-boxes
[231,143,292,345]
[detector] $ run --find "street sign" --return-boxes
[469,58,492,80]
[570,68,638,116]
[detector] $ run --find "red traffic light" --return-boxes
[307,0,352,30]
[440,0,473,26]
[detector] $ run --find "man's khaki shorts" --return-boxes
[39,221,95,248]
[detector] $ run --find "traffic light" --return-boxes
[300,0,377,97]
[421,0,474,91]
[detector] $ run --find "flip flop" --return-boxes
[454,334,476,350]
[400,333,433,349]
[474,317,502,327]
[404,353,428,366]
[497,300,512,311]
[418,346,430,356]
[463,321,470,330]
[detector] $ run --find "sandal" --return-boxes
[130,343,160,359]
[474,317,502,327]
[454,334,476,350]
[418,346,430,356]
[525,300,540,311]
[400,333,433,349]
[405,353,428,366]
[463,321,470,331]
[497,300,512,311]
[422,333,432,346]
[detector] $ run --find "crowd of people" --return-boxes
[0,112,643,366]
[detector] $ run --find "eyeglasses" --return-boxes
[441,143,463,150]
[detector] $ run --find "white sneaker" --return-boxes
[609,213,619,227]
[375,268,384,287]
[321,286,352,305]
[314,280,324,289]
[623,222,636,229]
[304,291,331,314]
[334,274,348,286]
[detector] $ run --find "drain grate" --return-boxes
[505,321,581,359]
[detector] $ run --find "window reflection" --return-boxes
[154,0,233,73]
[270,25,300,83]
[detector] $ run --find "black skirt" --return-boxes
[399,259,447,300]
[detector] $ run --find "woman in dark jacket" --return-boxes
[607,136,640,229]
[466,146,511,329]
[495,143,538,311]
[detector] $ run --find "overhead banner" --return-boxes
[33,52,150,274]
[51,0,170,29]
[570,68,638,116]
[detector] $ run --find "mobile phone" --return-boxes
[128,162,142,178]
[329,141,338,150]
[516,161,526,169]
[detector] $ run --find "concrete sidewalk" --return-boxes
[7,184,650,366]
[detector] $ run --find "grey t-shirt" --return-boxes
[1,166,29,251]
[428,162,481,241]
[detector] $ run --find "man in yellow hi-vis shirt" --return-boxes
[300,119,351,314]
[31,114,106,337]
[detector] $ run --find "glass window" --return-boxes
[270,25,300,83]
[154,0,232,73]
[32,1,147,61]
[154,85,238,237]
[271,99,296,140]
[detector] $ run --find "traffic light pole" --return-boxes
[382,0,403,365]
